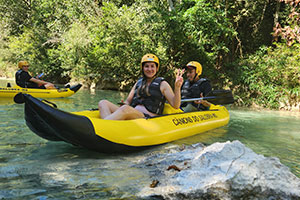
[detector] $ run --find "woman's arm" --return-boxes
[124,82,138,105]
[160,81,180,109]
[161,69,184,109]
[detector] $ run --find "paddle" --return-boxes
[181,89,234,105]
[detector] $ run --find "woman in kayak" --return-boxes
[98,53,184,120]
[15,61,55,89]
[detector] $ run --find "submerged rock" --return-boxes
[136,141,300,200]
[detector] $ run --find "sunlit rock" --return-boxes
[137,141,300,200]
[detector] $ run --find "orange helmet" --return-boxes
[18,61,29,69]
[141,53,160,71]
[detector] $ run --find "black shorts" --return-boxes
[26,82,46,89]
[30,85,46,89]
[36,85,46,89]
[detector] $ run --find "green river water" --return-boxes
[0,80,299,199]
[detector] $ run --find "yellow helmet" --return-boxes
[186,61,202,77]
[141,53,160,71]
[18,61,29,69]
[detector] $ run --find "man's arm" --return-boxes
[29,77,50,86]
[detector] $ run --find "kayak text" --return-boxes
[172,113,218,126]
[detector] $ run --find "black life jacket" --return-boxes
[15,69,37,88]
[181,78,210,110]
[130,77,166,115]
[15,70,22,87]
[181,78,209,99]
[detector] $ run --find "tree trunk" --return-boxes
[168,0,174,11]
[274,0,281,25]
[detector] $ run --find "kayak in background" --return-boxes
[0,84,82,99]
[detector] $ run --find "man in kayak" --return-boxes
[15,61,55,89]
[181,61,212,112]
[98,53,184,120]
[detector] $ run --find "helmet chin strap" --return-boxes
[191,73,198,83]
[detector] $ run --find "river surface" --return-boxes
[0,80,299,199]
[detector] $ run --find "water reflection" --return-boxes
[0,98,15,105]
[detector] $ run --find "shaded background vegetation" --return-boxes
[0,0,299,109]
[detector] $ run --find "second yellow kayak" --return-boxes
[0,84,82,99]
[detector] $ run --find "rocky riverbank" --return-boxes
[135,141,300,200]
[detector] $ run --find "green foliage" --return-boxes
[232,43,300,109]
[179,0,236,86]
[0,0,101,83]
[0,0,299,109]
[133,0,237,87]
[0,20,14,77]
[0,0,31,35]
[210,0,278,56]
[85,1,168,89]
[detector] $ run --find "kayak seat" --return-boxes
[7,83,11,87]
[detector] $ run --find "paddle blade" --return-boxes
[205,90,234,105]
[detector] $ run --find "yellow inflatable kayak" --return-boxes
[0,84,82,98]
[15,93,230,153]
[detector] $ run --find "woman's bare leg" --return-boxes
[104,105,144,120]
[98,100,119,119]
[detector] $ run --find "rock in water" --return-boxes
[137,140,300,200]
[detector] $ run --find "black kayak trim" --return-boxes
[20,94,154,153]
[69,84,82,92]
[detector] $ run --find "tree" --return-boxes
[273,0,300,46]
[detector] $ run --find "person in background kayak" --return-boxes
[98,53,184,120]
[181,61,212,112]
[15,61,55,89]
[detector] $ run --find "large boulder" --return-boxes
[136,140,300,200]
